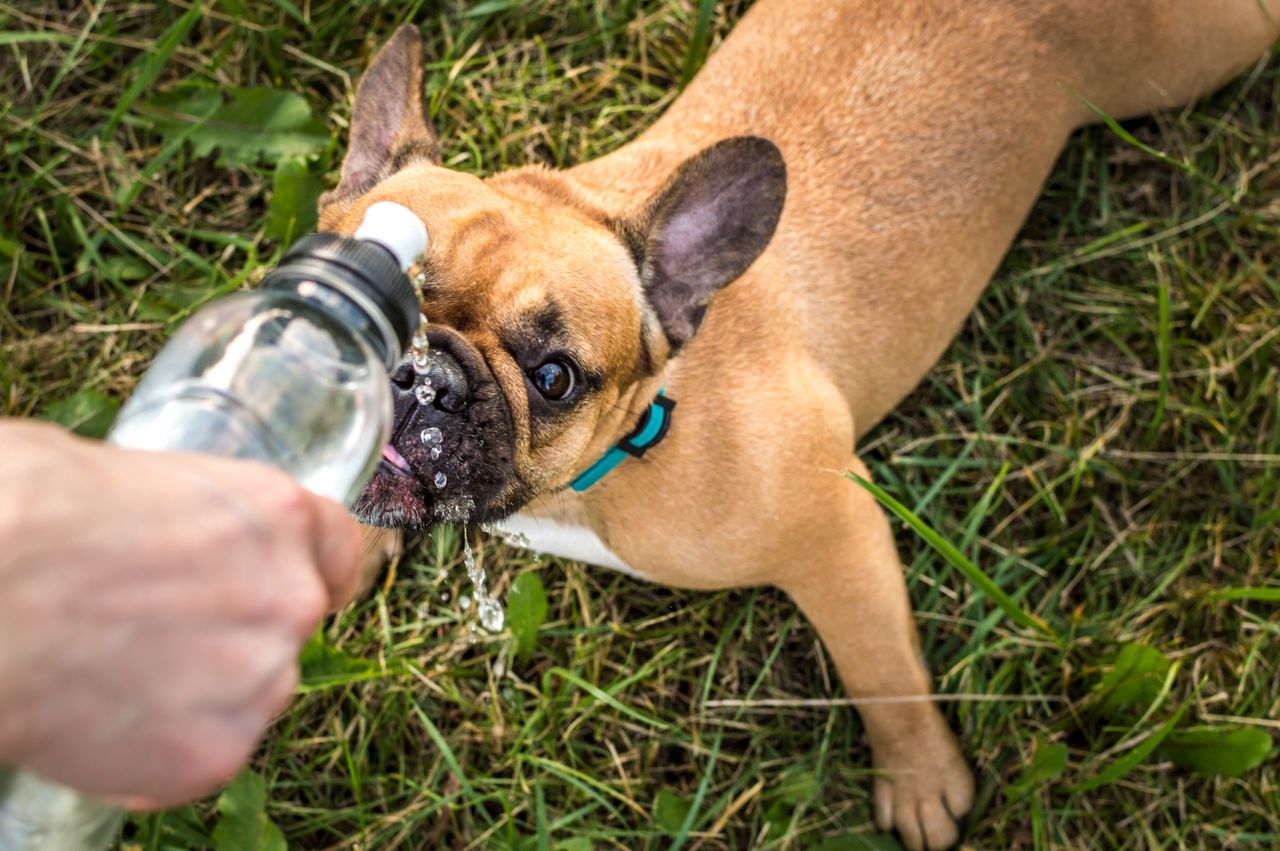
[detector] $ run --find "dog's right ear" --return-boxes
[320,25,440,207]
[616,136,786,353]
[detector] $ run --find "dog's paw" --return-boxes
[872,733,973,851]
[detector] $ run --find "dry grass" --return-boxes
[2,1,1278,849]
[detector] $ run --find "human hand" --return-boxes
[0,420,362,808]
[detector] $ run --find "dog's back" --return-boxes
[572,0,1280,432]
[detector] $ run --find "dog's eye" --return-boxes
[529,360,575,400]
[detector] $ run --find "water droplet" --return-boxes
[434,471,448,489]
[492,658,506,677]
[420,427,442,446]
[478,599,505,632]
[439,591,450,602]
[458,594,472,611]
[414,384,436,405]
[460,539,506,633]
[412,332,429,351]
[412,351,433,374]
[431,446,443,460]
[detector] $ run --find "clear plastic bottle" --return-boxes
[0,202,427,850]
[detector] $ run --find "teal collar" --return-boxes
[570,389,674,491]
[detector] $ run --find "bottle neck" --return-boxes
[273,274,401,370]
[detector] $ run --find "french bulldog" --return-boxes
[318,2,1280,847]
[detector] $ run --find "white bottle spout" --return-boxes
[354,202,429,272]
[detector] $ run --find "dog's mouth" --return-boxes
[380,444,414,477]
[353,329,528,529]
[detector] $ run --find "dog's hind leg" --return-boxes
[778,455,973,851]
[1055,0,1280,123]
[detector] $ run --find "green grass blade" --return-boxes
[1073,659,1185,791]
[1208,586,1280,602]
[105,1,203,137]
[848,473,1060,643]
[546,667,674,730]
[1072,90,1231,200]
[680,0,716,87]
[410,700,475,798]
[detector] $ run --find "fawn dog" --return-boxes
[319,2,1280,846]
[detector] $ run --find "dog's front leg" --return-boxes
[779,456,972,851]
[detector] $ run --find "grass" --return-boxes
[3,1,1279,848]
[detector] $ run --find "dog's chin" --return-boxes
[352,462,433,528]
[353,460,529,529]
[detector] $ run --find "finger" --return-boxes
[306,493,363,609]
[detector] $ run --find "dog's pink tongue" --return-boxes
[381,444,411,472]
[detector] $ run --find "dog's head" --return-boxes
[323,26,786,528]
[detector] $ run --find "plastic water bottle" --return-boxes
[0,202,427,850]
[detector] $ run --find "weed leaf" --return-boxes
[265,156,321,245]
[212,769,286,851]
[41,389,120,438]
[508,570,548,662]
[1006,739,1068,800]
[653,788,694,835]
[1158,726,1272,777]
[139,86,326,166]
[299,633,381,691]
[1092,643,1172,717]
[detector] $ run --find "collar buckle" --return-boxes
[569,389,674,492]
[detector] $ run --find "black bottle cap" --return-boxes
[263,234,419,368]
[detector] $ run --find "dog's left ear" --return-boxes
[621,136,786,351]
[321,24,440,207]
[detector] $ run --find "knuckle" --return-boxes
[258,473,317,541]
[192,744,252,796]
[277,568,328,635]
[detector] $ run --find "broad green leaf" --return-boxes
[137,282,215,321]
[508,570,548,662]
[1159,726,1272,777]
[554,839,593,851]
[265,156,321,245]
[212,769,287,851]
[139,86,326,167]
[1092,643,1171,717]
[762,800,793,842]
[653,788,694,835]
[1006,739,1067,800]
[96,254,152,284]
[41,389,120,438]
[773,766,821,806]
[299,633,380,691]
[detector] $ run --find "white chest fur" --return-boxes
[493,513,646,580]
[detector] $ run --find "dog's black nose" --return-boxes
[391,361,416,391]
[425,349,469,413]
